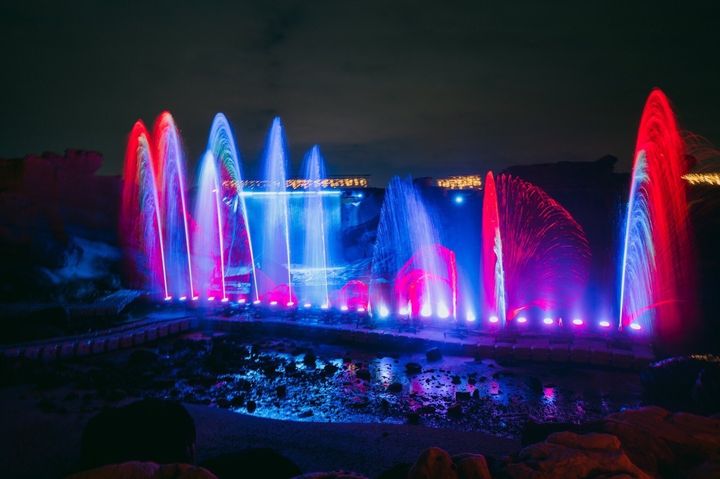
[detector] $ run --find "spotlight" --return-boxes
[208,296,215,302]
[192,296,199,301]
[543,317,555,325]
[286,301,295,307]
[221,297,229,303]
[629,322,642,331]
[340,305,349,312]
[599,320,611,328]
[378,305,390,318]
[489,315,499,324]
[398,307,409,316]
[357,306,366,313]
[466,311,476,322]
[179,296,187,301]
[164,296,172,301]
[420,304,432,317]
[303,303,312,308]
[320,303,330,310]
[516,316,528,324]
[269,300,278,306]
[253,299,261,305]
[437,304,450,319]
[238,298,247,304]
[572,318,583,326]
[454,195,464,204]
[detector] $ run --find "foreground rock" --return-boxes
[504,432,651,479]
[408,447,490,479]
[66,461,217,479]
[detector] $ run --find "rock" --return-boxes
[455,391,471,401]
[276,384,287,398]
[406,412,421,425]
[504,431,651,479]
[451,375,461,385]
[356,368,372,381]
[453,453,490,479]
[600,406,720,476]
[322,363,339,376]
[66,461,218,479]
[303,351,317,367]
[81,399,196,469]
[246,400,257,413]
[426,348,442,362]
[202,448,301,479]
[447,404,463,419]
[388,382,403,393]
[406,362,422,374]
[408,447,457,479]
[299,410,314,418]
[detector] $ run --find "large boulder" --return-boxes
[600,406,720,476]
[408,447,457,479]
[503,431,650,479]
[66,461,217,479]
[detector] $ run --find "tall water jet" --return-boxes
[207,113,257,301]
[298,146,330,307]
[120,121,167,297]
[153,112,194,299]
[619,89,696,339]
[370,177,456,319]
[192,151,227,301]
[494,174,590,322]
[250,117,293,303]
[481,171,507,325]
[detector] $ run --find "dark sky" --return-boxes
[1,1,719,185]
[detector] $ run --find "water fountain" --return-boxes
[619,89,696,340]
[370,177,456,319]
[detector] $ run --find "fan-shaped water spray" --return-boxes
[491,174,591,323]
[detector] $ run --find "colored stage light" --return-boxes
[208,296,215,301]
[253,299,261,305]
[303,303,312,308]
[179,296,187,301]
[517,316,528,324]
[629,322,642,330]
[437,304,450,319]
[466,311,476,322]
[269,300,277,306]
[340,305,349,312]
[221,297,229,302]
[378,305,390,318]
[420,304,432,317]
[286,301,295,307]
[454,195,464,204]
[599,320,611,328]
[357,306,366,312]
[572,318,583,326]
[238,298,246,304]
[543,317,555,325]
[164,296,172,301]
[489,315,499,323]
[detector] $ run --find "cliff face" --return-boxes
[0,149,122,301]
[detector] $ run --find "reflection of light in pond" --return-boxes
[377,357,395,386]
[543,387,556,403]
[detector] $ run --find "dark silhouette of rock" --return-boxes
[80,399,196,470]
[405,362,422,374]
[426,348,442,362]
[201,448,302,479]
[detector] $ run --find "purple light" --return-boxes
[340,305,349,312]
[253,299,261,305]
[572,318,583,326]
[599,320,611,328]
[466,311,476,322]
[221,297,229,303]
[164,296,172,301]
[270,300,278,306]
[516,316,528,324]
[208,296,215,301]
[357,306,366,312]
[489,315,499,324]
[629,322,642,330]
[303,303,312,308]
[238,298,246,304]
[543,317,555,325]
[179,296,187,301]
[286,301,295,307]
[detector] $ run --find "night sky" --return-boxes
[1,1,719,185]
